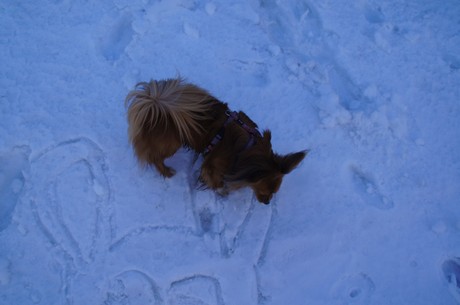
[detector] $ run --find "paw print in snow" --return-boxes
[442,258,460,303]
[350,165,394,210]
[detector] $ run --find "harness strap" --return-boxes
[203,111,261,156]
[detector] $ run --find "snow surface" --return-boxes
[1,0,460,304]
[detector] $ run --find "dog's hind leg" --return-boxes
[149,138,181,178]
[153,159,176,178]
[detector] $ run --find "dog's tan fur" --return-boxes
[125,78,306,204]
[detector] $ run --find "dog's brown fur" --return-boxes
[125,78,306,204]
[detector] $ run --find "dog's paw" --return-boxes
[163,167,176,178]
[156,164,176,178]
[216,187,230,197]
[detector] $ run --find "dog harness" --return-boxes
[203,110,262,156]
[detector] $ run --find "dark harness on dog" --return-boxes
[203,110,262,156]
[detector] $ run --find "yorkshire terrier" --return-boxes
[125,78,307,204]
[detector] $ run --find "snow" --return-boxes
[1,0,460,304]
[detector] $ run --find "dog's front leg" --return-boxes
[199,166,224,190]
[199,157,227,190]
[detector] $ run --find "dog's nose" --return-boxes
[262,200,270,205]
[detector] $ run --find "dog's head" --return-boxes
[227,131,307,204]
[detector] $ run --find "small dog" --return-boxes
[125,78,307,204]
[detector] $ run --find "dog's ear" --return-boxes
[260,130,272,150]
[275,150,308,174]
[262,130,271,142]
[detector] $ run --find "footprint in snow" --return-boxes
[0,146,30,232]
[98,14,134,62]
[259,0,378,116]
[331,273,375,305]
[443,54,460,71]
[442,258,460,303]
[361,3,407,53]
[350,165,394,210]
[363,4,385,24]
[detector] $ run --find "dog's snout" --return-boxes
[257,194,271,205]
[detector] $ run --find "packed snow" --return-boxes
[1,0,460,304]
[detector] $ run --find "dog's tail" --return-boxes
[125,78,213,144]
